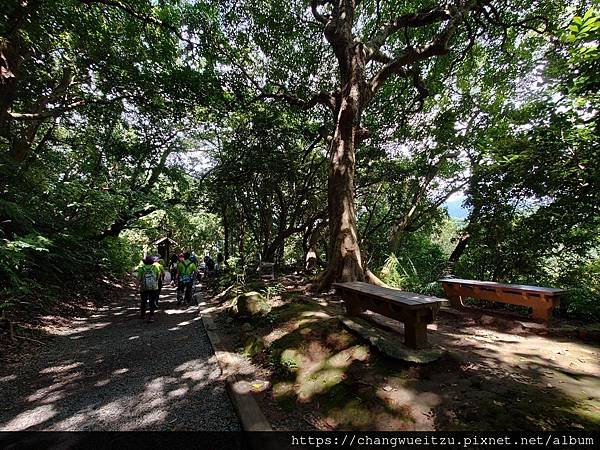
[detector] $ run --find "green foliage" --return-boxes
[556,254,600,320]
[2,0,599,323]
[1,0,223,318]
[379,234,447,294]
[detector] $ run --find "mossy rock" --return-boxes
[229,291,271,318]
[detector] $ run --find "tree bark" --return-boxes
[305,220,326,272]
[441,232,471,276]
[320,40,370,288]
[0,1,36,124]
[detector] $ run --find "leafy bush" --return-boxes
[378,234,447,294]
[556,258,600,320]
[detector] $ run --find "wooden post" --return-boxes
[532,297,554,322]
[344,292,364,316]
[404,315,428,349]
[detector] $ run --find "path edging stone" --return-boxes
[200,312,273,432]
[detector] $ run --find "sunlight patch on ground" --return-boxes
[174,359,220,383]
[39,362,83,374]
[2,404,56,430]
[167,386,189,399]
[26,375,81,403]
[55,322,111,336]
[0,375,17,384]
[162,309,194,315]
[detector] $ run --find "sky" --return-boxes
[443,192,470,219]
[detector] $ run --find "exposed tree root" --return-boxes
[313,266,388,292]
[212,284,236,305]
[364,269,388,287]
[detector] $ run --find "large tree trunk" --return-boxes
[1,1,39,130]
[320,42,370,288]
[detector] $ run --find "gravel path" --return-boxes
[0,286,241,431]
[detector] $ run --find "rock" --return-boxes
[340,316,445,364]
[229,291,271,318]
[480,315,495,325]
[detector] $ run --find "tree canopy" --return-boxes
[1,0,598,320]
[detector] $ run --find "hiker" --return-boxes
[204,254,215,278]
[177,251,197,306]
[154,257,166,306]
[136,255,161,322]
[169,254,179,286]
[215,253,224,272]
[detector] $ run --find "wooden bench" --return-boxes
[258,262,275,280]
[333,282,447,349]
[439,278,566,322]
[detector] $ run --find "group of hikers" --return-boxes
[135,251,224,322]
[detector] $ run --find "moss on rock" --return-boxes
[229,291,271,318]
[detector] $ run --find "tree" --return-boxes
[452,5,599,284]
[206,103,327,265]
[220,0,557,287]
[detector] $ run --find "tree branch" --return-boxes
[366,5,453,57]
[310,0,329,25]
[370,7,468,94]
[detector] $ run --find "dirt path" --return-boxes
[206,279,600,431]
[0,286,240,431]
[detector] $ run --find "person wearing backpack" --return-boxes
[136,255,161,322]
[176,251,197,306]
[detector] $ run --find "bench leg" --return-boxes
[344,293,364,316]
[404,319,428,349]
[532,298,554,322]
[441,284,465,310]
[447,294,465,310]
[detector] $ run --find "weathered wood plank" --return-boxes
[438,278,564,322]
[333,282,448,308]
[438,278,566,296]
[333,281,446,349]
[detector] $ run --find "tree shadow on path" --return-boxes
[0,286,240,431]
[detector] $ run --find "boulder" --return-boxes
[229,291,271,318]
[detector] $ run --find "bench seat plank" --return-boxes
[333,282,447,349]
[439,278,566,296]
[334,282,448,308]
[438,278,565,322]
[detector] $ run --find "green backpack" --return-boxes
[140,265,158,291]
[179,261,194,284]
